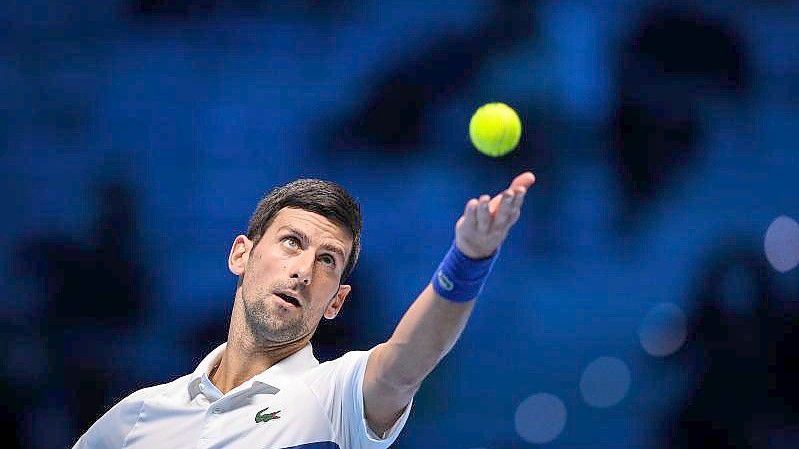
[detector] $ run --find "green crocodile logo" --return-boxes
[255,407,281,424]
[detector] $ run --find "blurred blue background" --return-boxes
[3,0,799,447]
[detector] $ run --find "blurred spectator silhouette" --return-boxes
[318,0,539,154]
[182,295,232,369]
[0,373,23,448]
[610,8,750,235]
[661,243,799,448]
[18,181,153,447]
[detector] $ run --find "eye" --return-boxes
[320,254,336,267]
[282,236,300,249]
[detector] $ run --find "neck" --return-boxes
[209,299,309,394]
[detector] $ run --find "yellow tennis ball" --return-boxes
[469,102,522,157]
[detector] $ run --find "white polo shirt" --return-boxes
[72,343,412,449]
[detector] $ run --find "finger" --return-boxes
[504,189,526,227]
[509,171,536,190]
[476,195,491,233]
[488,192,504,216]
[511,187,526,211]
[461,198,479,230]
[488,172,535,216]
[491,190,515,231]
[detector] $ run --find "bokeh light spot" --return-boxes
[579,356,631,408]
[639,302,688,356]
[514,393,567,444]
[764,215,799,273]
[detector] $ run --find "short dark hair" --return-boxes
[246,179,362,282]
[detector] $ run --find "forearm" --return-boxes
[377,283,475,390]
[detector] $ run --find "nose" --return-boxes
[291,273,311,286]
[289,252,314,286]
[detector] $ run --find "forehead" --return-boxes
[268,207,353,247]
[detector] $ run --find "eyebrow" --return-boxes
[277,225,347,263]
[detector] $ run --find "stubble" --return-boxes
[240,276,311,344]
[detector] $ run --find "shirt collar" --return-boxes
[187,342,319,399]
[187,342,226,399]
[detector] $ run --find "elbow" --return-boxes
[372,341,441,393]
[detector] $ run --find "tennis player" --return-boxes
[72,171,535,449]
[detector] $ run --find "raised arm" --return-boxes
[362,171,535,435]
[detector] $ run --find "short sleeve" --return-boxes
[307,350,413,449]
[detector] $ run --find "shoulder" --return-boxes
[299,350,373,403]
[119,373,193,407]
[299,349,412,449]
[302,350,371,386]
[72,374,193,448]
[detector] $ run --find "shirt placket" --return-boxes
[197,383,267,449]
[196,380,229,449]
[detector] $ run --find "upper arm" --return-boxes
[362,343,417,436]
[306,350,412,449]
[362,284,474,435]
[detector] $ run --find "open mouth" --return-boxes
[274,292,301,308]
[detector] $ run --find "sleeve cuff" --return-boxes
[353,349,413,446]
[363,402,412,441]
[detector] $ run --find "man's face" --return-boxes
[231,207,353,345]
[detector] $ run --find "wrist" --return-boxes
[431,241,500,302]
[455,244,497,260]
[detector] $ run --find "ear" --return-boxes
[228,235,254,276]
[324,284,352,320]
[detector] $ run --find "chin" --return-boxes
[259,321,309,343]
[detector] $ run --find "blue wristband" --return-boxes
[431,241,500,302]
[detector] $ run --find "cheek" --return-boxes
[251,248,287,273]
[314,282,340,306]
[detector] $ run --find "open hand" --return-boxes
[455,171,535,259]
